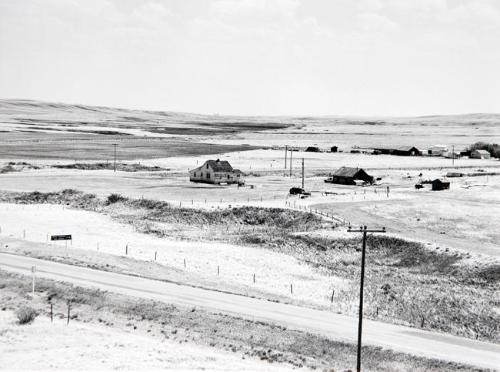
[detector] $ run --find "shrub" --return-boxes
[16,306,38,325]
[107,193,127,205]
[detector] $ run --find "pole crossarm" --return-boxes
[348,227,386,233]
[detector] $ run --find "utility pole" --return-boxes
[112,143,117,172]
[347,225,386,372]
[452,145,455,167]
[284,145,288,169]
[289,149,293,177]
[301,158,305,189]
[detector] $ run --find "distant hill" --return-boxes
[0,99,498,137]
[0,99,292,136]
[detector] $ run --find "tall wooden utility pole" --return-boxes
[112,143,118,172]
[289,149,293,177]
[301,158,305,189]
[285,145,288,169]
[347,225,386,372]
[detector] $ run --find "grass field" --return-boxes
[0,132,257,160]
[1,190,498,343]
[0,270,480,371]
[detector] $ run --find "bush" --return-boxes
[468,142,500,158]
[16,306,38,325]
[107,193,127,205]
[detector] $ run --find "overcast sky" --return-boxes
[1,0,499,116]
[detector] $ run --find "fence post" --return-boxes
[154,251,157,261]
[67,300,71,325]
[330,289,335,303]
[31,266,36,296]
[290,284,293,294]
[50,303,53,323]
[217,265,220,276]
[183,258,186,268]
[253,273,256,284]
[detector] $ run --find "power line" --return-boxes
[347,225,386,372]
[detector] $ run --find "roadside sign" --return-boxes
[51,235,72,241]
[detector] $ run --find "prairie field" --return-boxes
[0,99,499,370]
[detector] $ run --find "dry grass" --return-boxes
[1,189,498,342]
[16,306,38,324]
[51,162,167,172]
[0,270,480,371]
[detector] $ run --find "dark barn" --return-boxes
[305,146,320,152]
[325,167,374,185]
[393,146,422,156]
[431,179,450,191]
[374,146,421,156]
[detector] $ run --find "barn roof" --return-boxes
[206,159,233,172]
[474,150,490,155]
[397,146,418,151]
[332,167,364,177]
[432,178,450,184]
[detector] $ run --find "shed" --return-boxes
[305,146,320,152]
[470,150,491,159]
[325,167,374,185]
[446,172,464,178]
[428,145,448,156]
[330,146,338,153]
[431,179,450,191]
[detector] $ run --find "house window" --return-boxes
[207,173,210,179]
[227,174,230,179]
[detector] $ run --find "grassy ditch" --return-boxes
[0,269,479,372]
[265,234,500,342]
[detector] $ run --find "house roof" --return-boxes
[206,159,233,172]
[332,167,364,177]
[473,150,490,155]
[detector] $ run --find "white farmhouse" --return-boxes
[189,159,243,185]
[470,150,491,159]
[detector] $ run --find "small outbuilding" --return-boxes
[189,159,243,185]
[431,179,450,191]
[446,172,464,178]
[325,167,374,185]
[428,145,448,156]
[330,146,338,153]
[305,146,320,152]
[470,150,491,159]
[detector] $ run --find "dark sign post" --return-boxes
[51,235,72,255]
